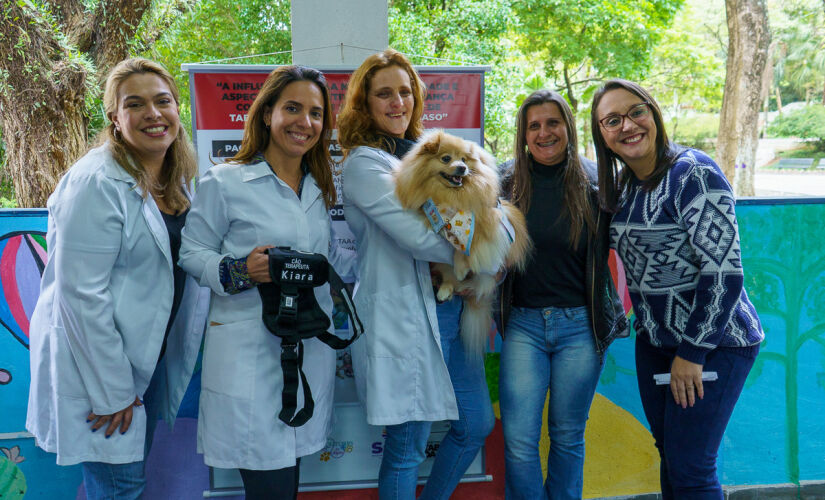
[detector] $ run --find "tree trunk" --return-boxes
[0,2,89,207]
[716,0,771,197]
[0,0,153,207]
[776,85,783,113]
[761,42,776,137]
[562,64,579,111]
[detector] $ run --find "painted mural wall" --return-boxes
[1,200,823,499]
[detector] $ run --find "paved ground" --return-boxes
[753,138,824,198]
[754,172,825,197]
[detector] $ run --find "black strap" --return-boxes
[325,264,364,345]
[273,265,363,427]
[272,282,314,427]
[278,340,314,427]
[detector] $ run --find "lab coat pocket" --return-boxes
[363,283,418,359]
[201,318,260,399]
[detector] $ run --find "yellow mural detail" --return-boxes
[494,393,660,498]
[582,393,660,497]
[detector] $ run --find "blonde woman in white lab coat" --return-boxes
[27,58,209,500]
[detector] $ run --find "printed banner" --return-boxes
[185,64,488,491]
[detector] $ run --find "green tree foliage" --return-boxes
[145,0,292,134]
[0,0,180,207]
[647,0,726,112]
[646,0,726,149]
[771,0,825,104]
[768,105,825,150]
[388,0,516,156]
[513,0,684,110]
[6,0,813,203]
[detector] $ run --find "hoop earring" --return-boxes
[113,126,121,140]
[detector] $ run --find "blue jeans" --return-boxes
[499,306,603,500]
[635,338,758,500]
[81,362,166,500]
[378,297,495,500]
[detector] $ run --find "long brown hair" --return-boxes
[232,65,336,209]
[511,89,594,247]
[590,79,679,213]
[99,58,196,213]
[337,49,426,153]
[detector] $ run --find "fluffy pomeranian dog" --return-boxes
[394,130,531,354]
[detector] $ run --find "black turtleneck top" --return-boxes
[511,158,588,308]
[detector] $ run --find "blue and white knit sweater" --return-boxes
[610,148,764,365]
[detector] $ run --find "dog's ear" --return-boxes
[472,142,498,170]
[420,130,442,156]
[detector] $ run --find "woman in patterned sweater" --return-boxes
[591,79,763,499]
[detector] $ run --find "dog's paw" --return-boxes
[454,263,470,280]
[436,285,455,302]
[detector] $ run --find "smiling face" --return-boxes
[367,65,414,138]
[525,102,569,166]
[596,88,658,179]
[263,80,324,164]
[111,72,180,169]
[394,131,500,213]
[432,141,472,189]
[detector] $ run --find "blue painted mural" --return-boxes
[1,200,823,498]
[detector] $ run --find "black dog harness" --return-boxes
[257,247,363,427]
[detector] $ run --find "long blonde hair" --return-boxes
[337,49,426,153]
[99,58,196,213]
[231,65,336,209]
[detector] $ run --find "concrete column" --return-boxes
[291,0,389,66]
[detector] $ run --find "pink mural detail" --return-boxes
[0,236,29,338]
[608,249,633,316]
[27,234,47,266]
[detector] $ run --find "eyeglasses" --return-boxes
[598,103,651,132]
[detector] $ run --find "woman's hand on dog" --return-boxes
[429,263,472,298]
[247,245,275,283]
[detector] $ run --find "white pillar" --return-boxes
[291,0,389,66]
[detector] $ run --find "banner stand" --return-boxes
[182,62,491,495]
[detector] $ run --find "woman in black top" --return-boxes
[498,90,627,500]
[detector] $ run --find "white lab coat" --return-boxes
[179,160,355,470]
[26,145,210,466]
[342,146,460,425]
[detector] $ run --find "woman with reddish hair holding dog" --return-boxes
[338,49,503,499]
[497,89,628,500]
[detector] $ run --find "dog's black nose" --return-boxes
[453,163,468,176]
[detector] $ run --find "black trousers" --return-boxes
[239,458,301,500]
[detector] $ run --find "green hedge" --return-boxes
[768,105,825,151]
